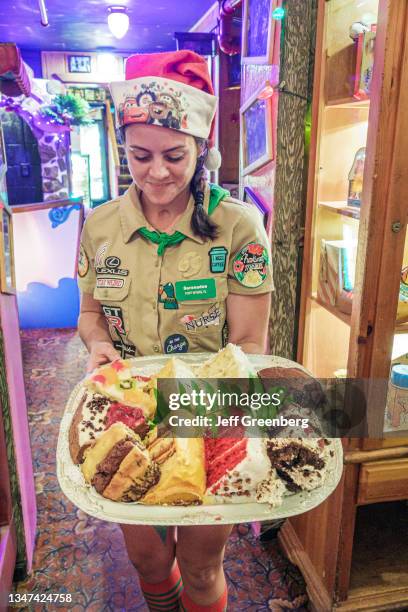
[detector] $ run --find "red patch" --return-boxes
[133,375,151,382]
[247,243,264,256]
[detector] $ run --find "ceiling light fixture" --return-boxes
[107,6,129,40]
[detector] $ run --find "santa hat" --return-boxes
[110,50,221,171]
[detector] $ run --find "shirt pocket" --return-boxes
[93,280,132,341]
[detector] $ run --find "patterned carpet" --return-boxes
[12,329,308,611]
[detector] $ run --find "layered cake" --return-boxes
[69,390,149,465]
[205,427,271,501]
[81,422,160,502]
[69,391,113,464]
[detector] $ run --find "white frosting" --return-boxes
[256,469,287,507]
[78,392,111,447]
[207,438,271,502]
[268,438,331,492]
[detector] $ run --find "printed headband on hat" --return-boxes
[110,50,221,170]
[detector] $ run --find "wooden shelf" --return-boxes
[326,97,370,109]
[318,200,361,220]
[311,294,351,325]
[395,320,408,333]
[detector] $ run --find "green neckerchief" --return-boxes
[137,183,230,255]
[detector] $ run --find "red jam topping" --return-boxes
[105,403,145,430]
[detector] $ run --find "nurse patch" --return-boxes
[233,242,269,288]
[180,304,221,331]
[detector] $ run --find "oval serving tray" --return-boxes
[57,353,343,525]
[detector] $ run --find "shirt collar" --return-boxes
[119,183,209,245]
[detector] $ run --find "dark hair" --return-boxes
[190,138,218,240]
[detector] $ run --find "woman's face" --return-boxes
[124,124,199,206]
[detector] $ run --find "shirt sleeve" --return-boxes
[227,205,274,295]
[77,219,96,294]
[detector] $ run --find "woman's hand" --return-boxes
[87,341,121,372]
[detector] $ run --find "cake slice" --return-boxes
[205,430,271,501]
[81,422,160,502]
[86,359,156,418]
[69,391,113,464]
[196,343,256,378]
[266,438,331,492]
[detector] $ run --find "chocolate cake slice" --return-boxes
[266,438,330,493]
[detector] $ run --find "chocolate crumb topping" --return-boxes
[121,463,161,502]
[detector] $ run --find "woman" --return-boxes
[77,50,273,612]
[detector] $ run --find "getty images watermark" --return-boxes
[167,388,310,429]
[156,377,386,438]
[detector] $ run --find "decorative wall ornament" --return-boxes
[48,203,82,229]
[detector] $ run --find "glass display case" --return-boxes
[282,1,408,609]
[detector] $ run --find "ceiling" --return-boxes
[0,0,216,53]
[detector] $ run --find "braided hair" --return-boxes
[190,138,218,240]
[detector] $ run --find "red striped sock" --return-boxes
[139,561,183,611]
[179,584,228,612]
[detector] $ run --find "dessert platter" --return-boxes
[57,344,343,525]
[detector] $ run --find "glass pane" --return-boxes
[385,228,408,432]
[302,0,379,378]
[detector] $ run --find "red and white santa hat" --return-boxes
[110,50,221,170]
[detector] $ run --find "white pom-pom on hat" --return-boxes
[204,146,222,171]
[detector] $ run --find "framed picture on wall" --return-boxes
[68,55,92,74]
[240,82,274,175]
[242,0,276,64]
[0,201,16,294]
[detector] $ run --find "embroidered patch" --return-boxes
[102,305,126,337]
[164,334,189,354]
[95,242,109,268]
[158,282,179,310]
[209,247,228,273]
[96,255,129,277]
[180,304,221,332]
[175,278,216,301]
[96,278,124,288]
[113,340,137,358]
[178,251,202,278]
[77,244,89,278]
[233,243,269,288]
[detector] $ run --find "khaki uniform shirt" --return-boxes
[77,183,273,357]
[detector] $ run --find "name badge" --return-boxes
[175,278,216,301]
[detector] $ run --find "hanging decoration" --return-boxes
[39,93,92,127]
[0,92,93,139]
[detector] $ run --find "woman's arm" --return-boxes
[226,292,271,354]
[78,292,120,371]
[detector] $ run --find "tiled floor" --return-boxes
[12,329,308,611]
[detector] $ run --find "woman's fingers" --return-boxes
[86,342,121,372]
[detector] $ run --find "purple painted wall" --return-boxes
[20,49,43,78]
[0,295,36,573]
